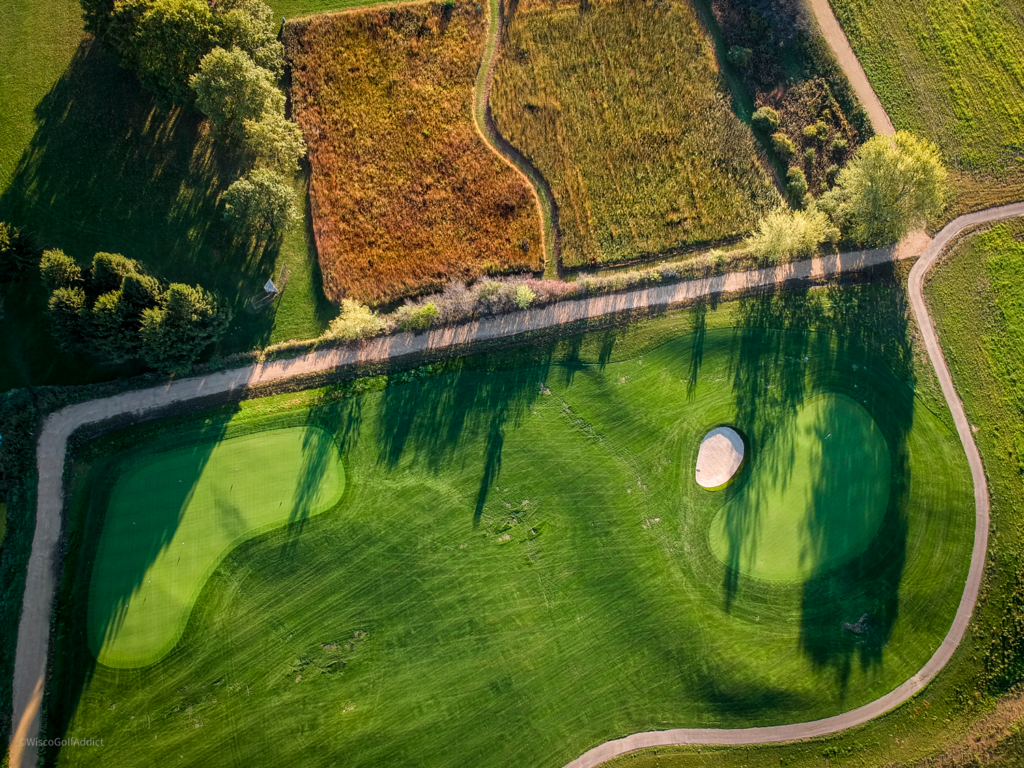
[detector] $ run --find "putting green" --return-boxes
[709,394,891,580]
[87,427,344,669]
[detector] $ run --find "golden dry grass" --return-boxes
[284,2,542,305]
[490,0,779,268]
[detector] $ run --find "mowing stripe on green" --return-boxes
[709,394,890,581]
[87,427,344,669]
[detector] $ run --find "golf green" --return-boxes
[709,394,891,580]
[87,427,344,669]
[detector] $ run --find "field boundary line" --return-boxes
[809,0,894,136]
[0,219,991,768]
[473,0,561,276]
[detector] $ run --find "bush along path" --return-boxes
[473,0,560,276]
[0,214,1014,768]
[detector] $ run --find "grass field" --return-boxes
[284,1,543,305]
[45,280,974,767]
[88,427,344,669]
[829,0,1024,217]
[709,393,891,581]
[490,0,778,269]
[0,0,398,392]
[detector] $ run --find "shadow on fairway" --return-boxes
[0,38,287,388]
[719,266,916,692]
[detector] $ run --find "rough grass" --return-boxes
[45,283,974,767]
[283,1,543,306]
[829,0,1024,218]
[490,0,779,269]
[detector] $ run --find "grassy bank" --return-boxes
[490,0,778,269]
[829,0,1024,218]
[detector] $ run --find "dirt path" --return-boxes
[809,0,895,136]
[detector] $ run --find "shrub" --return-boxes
[804,147,816,167]
[745,206,839,262]
[39,250,83,292]
[785,166,809,206]
[752,106,780,132]
[0,222,40,282]
[514,284,536,309]
[140,283,232,374]
[47,287,87,351]
[322,299,386,343]
[89,290,140,363]
[831,136,848,155]
[772,132,796,159]
[727,46,752,69]
[396,302,439,332]
[222,168,298,238]
[803,121,828,143]
[191,46,284,140]
[91,252,141,295]
[825,163,841,185]
[243,113,307,173]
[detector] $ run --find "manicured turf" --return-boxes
[49,289,974,768]
[284,1,543,305]
[709,394,890,581]
[88,427,344,669]
[829,0,1024,217]
[490,0,778,268]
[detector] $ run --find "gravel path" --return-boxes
[809,0,895,136]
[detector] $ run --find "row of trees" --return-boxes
[41,250,231,374]
[747,131,947,260]
[81,0,305,238]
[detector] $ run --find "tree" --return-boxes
[785,166,809,207]
[746,206,839,262]
[243,113,307,173]
[39,250,83,292]
[91,252,141,295]
[132,0,221,105]
[47,287,87,352]
[89,290,140,362]
[216,0,285,76]
[191,47,283,140]
[140,283,231,374]
[323,299,386,343]
[752,106,780,132]
[826,131,947,246]
[0,222,39,282]
[222,168,298,238]
[772,132,796,159]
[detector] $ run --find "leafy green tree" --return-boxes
[772,132,796,159]
[47,287,88,352]
[243,113,307,173]
[140,283,231,374]
[39,250,83,292]
[323,299,386,343]
[824,131,947,246]
[222,168,298,238]
[746,205,839,262]
[191,47,283,140]
[80,0,121,38]
[132,0,220,105]
[216,0,284,76]
[0,222,39,282]
[752,106,780,132]
[91,252,141,295]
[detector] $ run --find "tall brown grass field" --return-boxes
[284,2,542,306]
[490,0,779,268]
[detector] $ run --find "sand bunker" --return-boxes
[695,427,745,489]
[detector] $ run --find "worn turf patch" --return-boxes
[88,427,344,669]
[709,394,890,581]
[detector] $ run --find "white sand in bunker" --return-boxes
[695,427,745,489]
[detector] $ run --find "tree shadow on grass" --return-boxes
[718,267,916,694]
[0,39,283,372]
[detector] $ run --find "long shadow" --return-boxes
[719,267,916,689]
[43,411,238,763]
[0,39,281,378]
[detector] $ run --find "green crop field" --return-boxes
[828,0,1024,217]
[490,0,778,269]
[46,282,973,767]
[0,0,402,393]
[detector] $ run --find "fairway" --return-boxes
[49,294,976,768]
[88,427,344,669]
[709,394,890,581]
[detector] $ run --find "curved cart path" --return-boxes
[561,201,1024,768]
[3,207,1019,767]
[809,0,895,136]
